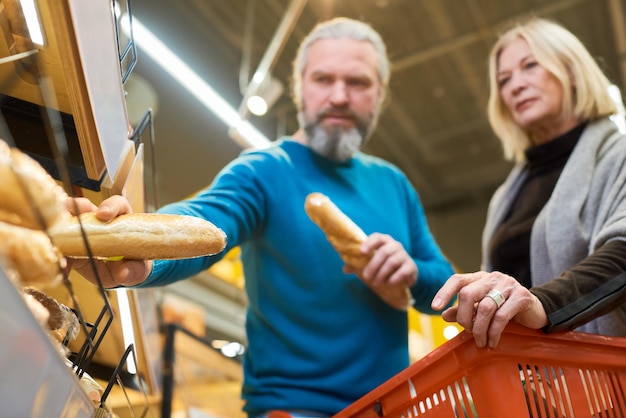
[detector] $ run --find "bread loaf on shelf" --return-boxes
[0,139,70,230]
[0,220,66,287]
[304,192,413,311]
[23,287,80,341]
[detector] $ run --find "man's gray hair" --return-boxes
[291,17,390,111]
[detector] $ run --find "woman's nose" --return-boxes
[509,73,526,95]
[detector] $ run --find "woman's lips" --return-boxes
[515,98,536,112]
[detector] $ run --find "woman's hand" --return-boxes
[65,195,153,288]
[431,271,548,347]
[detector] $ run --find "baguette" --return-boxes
[304,192,413,311]
[0,139,70,230]
[305,192,369,270]
[49,212,227,260]
[0,221,66,287]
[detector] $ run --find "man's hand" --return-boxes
[342,233,417,309]
[66,195,131,222]
[357,233,417,288]
[65,195,153,288]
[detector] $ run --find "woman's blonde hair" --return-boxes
[487,17,617,162]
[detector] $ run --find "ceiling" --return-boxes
[120,0,626,273]
[126,0,626,213]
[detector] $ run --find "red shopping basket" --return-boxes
[333,324,626,417]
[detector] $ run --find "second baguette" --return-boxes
[49,212,227,260]
[305,192,414,311]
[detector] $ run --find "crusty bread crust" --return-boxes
[305,192,370,270]
[24,287,80,341]
[304,192,413,310]
[0,140,70,230]
[0,221,66,287]
[49,212,227,260]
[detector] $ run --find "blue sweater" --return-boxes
[145,139,454,415]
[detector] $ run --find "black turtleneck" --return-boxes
[489,123,586,288]
[488,122,626,332]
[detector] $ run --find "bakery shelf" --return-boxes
[0,269,93,418]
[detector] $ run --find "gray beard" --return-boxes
[305,123,366,162]
[299,100,382,162]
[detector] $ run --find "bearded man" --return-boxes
[70,17,454,418]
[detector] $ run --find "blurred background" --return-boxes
[2,1,625,416]
[125,0,626,274]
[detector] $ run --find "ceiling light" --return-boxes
[246,76,284,116]
[120,15,271,149]
[247,96,269,116]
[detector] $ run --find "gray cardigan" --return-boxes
[482,117,626,336]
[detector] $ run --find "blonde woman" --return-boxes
[433,17,626,347]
